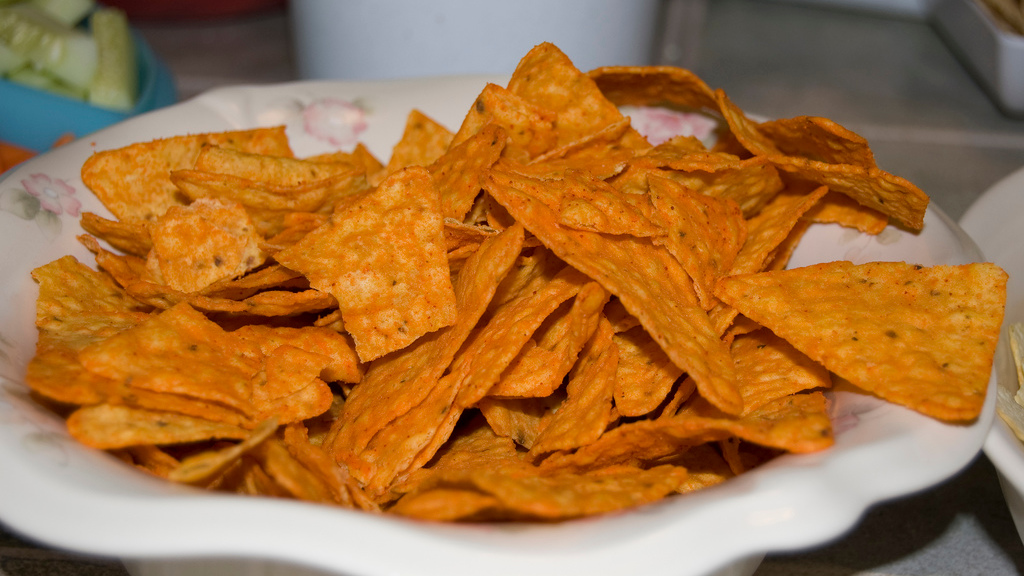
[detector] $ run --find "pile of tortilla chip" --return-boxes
[25,43,1007,522]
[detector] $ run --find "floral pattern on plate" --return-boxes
[0,173,81,240]
[302,98,370,148]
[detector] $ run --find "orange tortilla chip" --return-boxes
[648,174,747,309]
[764,218,811,272]
[78,302,262,417]
[351,142,388,186]
[193,289,337,317]
[449,267,593,408]
[233,324,362,384]
[714,90,928,230]
[248,437,339,503]
[26,256,151,404]
[768,155,929,231]
[451,83,558,161]
[251,345,334,423]
[393,417,530,495]
[612,325,684,418]
[486,248,563,313]
[730,185,830,276]
[325,224,524,493]
[117,445,181,478]
[25,347,119,406]
[275,166,456,362]
[719,328,831,416]
[81,127,293,222]
[67,404,250,449]
[385,109,455,174]
[488,281,607,398]
[392,463,688,521]
[640,134,709,162]
[758,116,876,166]
[194,145,358,187]
[804,190,889,235]
[537,414,726,474]
[588,65,719,112]
[639,152,785,217]
[484,165,742,415]
[494,162,661,238]
[713,89,782,158]
[554,169,663,237]
[715,261,1007,421]
[389,488,501,521]
[444,219,499,258]
[735,329,832,414]
[227,457,291,497]
[305,142,384,178]
[261,213,330,253]
[507,43,648,151]
[681,392,835,454]
[32,255,150,343]
[81,231,335,318]
[541,391,832,475]
[79,233,160,289]
[169,164,369,237]
[199,264,305,300]
[167,418,278,485]
[114,387,254,428]
[604,297,640,333]
[429,123,506,220]
[283,422,375,509]
[528,317,618,457]
[673,443,736,493]
[145,198,266,293]
[525,117,639,180]
[478,395,559,450]
[79,212,152,257]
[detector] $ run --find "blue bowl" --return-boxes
[0,30,177,152]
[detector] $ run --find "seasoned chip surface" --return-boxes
[275,166,456,362]
[81,127,293,221]
[716,261,1007,421]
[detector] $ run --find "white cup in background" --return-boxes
[289,0,666,80]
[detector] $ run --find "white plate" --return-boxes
[961,164,1024,546]
[0,78,996,576]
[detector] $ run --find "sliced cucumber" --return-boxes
[7,65,86,99]
[0,39,26,73]
[28,0,96,26]
[0,3,97,90]
[87,7,135,111]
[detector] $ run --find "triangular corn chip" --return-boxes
[715,261,1007,421]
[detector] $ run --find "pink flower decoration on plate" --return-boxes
[629,107,718,146]
[303,98,369,148]
[21,174,81,217]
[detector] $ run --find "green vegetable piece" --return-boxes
[28,0,96,27]
[7,65,86,99]
[0,39,27,73]
[0,3,97,89]
[87,7,135,111]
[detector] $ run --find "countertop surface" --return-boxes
[2,0,1024,574]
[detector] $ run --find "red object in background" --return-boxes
[100,0,286,20]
